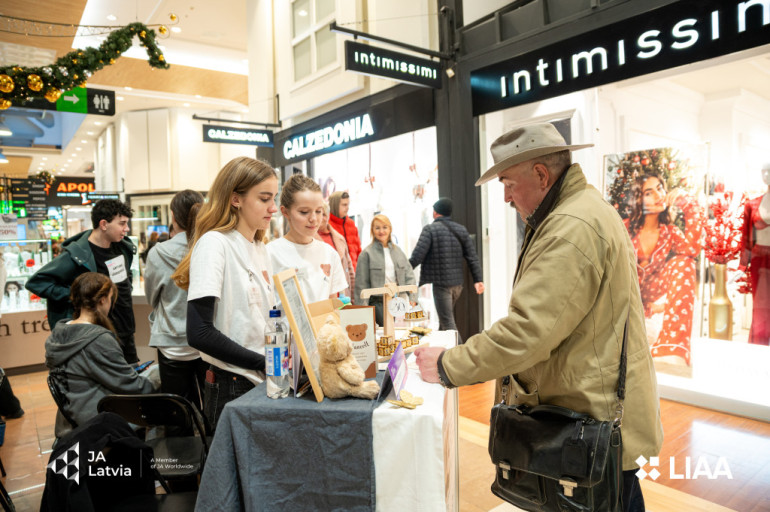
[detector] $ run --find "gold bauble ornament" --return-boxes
[0,99,11,110]
[169,13,177,21]
[159,54,165,62]
[72,59,78,64]
[140,30,147,38]
[44,88,61,103]
[73,74,79,81]
[159,25,168,35]
[27,74,43,92]
[109,58,115,64]
[0,75,14,93]
[79,81,87,88]
[12,66,22,73]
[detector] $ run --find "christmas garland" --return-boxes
[0,21,170,109]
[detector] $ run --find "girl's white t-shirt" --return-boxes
[383,246,397,284]
[267,237,348,304]
[188,230,274,385]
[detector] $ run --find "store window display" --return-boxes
[606,150,705,366]
[740,163,770,346]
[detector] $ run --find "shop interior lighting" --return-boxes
[0,117,12,137]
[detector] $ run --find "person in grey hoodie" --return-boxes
[46,272,155,439]
[144,190,205,411]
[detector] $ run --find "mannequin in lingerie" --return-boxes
[739,163,770,345]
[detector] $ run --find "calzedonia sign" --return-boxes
[344,40,442,89]
[471,0,770,116]
[202,124,274,147]
[281,113,376,161]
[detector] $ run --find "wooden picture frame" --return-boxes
[273,268,324,403]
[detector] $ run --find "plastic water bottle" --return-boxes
[265,307,290,399]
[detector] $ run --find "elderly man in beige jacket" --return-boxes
[416,122,663,512]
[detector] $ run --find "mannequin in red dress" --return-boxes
[739,164,770,346]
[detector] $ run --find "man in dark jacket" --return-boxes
[409,198,484,334]
[26,199,139,363]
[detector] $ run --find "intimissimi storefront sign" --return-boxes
[471,0,770,116]
[273,85,434,166]
[344,40,442,89]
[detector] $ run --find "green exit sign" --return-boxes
[56,88,88,114]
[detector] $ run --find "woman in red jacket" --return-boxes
[328,191,362,270]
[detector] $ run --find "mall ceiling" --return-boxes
[0,0,249,179]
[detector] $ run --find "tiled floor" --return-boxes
[1,371,57,511]
[2,370,766,512]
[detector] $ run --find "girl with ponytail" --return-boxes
[144,189,205,416]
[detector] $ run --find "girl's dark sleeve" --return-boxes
[187,296,265,372]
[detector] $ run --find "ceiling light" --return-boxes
[195,94,201,98]
[76,147,82,151]
[81,139,87,143]
[87,131,94,135]
[124,86,132,91]
[107,14,117,21]
[183,103,190,107]
[117,96,124,101]
[171,27,181,33]
[0,117,12,137]
[94,121,102,126]
[71,153,77,157]
[298,9,308,16]
[42,157,48,161]
[68,159,73,163]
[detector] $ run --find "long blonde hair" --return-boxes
[173,157,277,289]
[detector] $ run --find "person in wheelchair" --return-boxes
[46,272,156,438]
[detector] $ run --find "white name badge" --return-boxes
[105,254,128,283]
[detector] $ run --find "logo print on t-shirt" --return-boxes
[262,270,270,284]
[320,264,331,276]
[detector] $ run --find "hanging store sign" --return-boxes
[471,0,770,116]
[202,124,274,147]
[87,192,121,201]
[344,40,442,89]
[281,113,376,161]
[47,177,96,207]
[273,85,434,166]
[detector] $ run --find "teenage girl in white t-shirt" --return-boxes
[267,174,348,304]
[172,156,279,430]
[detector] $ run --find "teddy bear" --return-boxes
[317,315,380,399]
[345,323,368,342]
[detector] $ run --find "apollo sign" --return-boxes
[471,0,770,116]
[282,113,375,160]
[202,124,274,147]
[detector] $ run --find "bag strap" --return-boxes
[614,312,629,426]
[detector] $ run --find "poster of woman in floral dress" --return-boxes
[605,148,706,367]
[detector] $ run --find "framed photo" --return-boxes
[273,268,324,403]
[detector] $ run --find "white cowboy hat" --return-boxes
[476,122,594,186]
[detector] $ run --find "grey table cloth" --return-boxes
[195,379,382,511]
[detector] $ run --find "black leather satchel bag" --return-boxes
[488,319,628,512]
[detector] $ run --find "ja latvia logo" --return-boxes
[47,442,80,484]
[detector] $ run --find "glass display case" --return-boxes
[1,238,52,313]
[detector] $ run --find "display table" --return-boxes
[195,330,458,512]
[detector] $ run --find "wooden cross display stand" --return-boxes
[360,283,418,339]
